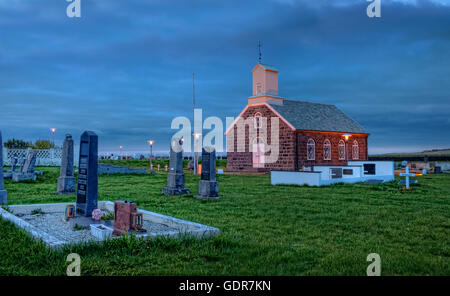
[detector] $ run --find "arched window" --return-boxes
[256,83,262,94]
[323,139,331,160]
[254,112,263,129]
[352,140,359,160]
[307,138,315,160]
[338,140,345,160]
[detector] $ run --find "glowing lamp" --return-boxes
[343,134,352,141]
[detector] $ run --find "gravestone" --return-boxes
[196,147,220,199]
[162,138,190,195]
[76,131,98,217]
[11,156,18,172]
[12,150,38,182]
[113,200,145,235]
[57,134,76,194]
[3,155,18,179]
[0,131,7,205]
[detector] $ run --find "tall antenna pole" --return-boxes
[192,72,197,175]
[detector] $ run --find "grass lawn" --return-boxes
[0,164,449,276]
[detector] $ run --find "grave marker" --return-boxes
[196,147,220,199]
[399,166,416,189]
[0,131,7,205]
[76,131,98,217]
[58,134,76,193]
[162,138,190,195]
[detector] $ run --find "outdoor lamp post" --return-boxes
[119,145,123,159]
[147,140,154,171]
[50,128,56,147]
[194,133,201,175]
[342,134,351,162]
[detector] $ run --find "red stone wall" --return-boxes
[226,104,369,172]
[226,104,296,172]
[296,132,368,169]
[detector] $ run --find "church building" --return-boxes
[226,63,369,173]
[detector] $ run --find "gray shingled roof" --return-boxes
[267,99,368,134]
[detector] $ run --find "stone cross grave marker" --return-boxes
[12,150,38,182]
[11,156,18,172]
[57,134,76,194]
[162,138,190,195]
[0,131,7,205]
[76,131,98,217]
[196,147,220,199]
[399,166,416,190]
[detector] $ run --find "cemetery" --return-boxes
[0,125,448,275]
[0,131,219,250]
[1,157,449,275]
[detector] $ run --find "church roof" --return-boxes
[267,99,368,134]
[252,63,279,73]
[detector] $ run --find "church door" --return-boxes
[252,143,265,168]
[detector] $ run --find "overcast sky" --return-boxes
[1,0,449,154]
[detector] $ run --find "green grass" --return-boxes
[99,159,227,169]
[0,166,449,275]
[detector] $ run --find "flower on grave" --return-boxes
[92,209,103,221]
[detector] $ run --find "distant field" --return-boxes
[0,164,449,276]
[370,149,450,161]
[99,159,228,169]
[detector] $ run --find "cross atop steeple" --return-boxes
[258,41,262,64]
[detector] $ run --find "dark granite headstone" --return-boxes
[57,134,76,193]
[0,131,7,205]
[76,131,98,217]
[162,138,190,195]
[196,147,220,199]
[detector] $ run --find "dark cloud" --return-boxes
[0,0,449,153]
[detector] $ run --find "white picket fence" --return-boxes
[2,148,65,167]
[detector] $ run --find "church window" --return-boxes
[254,112,263,129]
[256,83,262,94]
[324,139,331,160]
[352,140,359,160]
[307,139,315,160]
[338,140,345,160]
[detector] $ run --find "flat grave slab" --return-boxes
[0,201,220,248]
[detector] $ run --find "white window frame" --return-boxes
[254,112,263,129]
[338,140,345,160]
[307,138,315,161]
[352,140,359,160]
[323,139,331,160]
